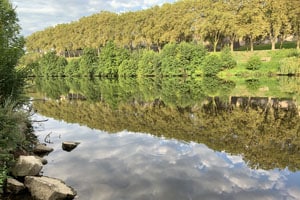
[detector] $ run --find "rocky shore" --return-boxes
[3,142,79,200]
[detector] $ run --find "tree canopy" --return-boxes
[25,0,300,54]
[0,0,25,105]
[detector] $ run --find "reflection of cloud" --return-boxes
[11,0,175,36]
[34,115,300,200]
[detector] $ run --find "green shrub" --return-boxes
[137,50,161,76]
[279,57,300,75]
[246,55,262,70]
[65,59,81,76]
[287,49,300,58]
[202,54,222,76]
[220,47,237,69]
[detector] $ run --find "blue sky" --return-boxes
[11,0,176,36]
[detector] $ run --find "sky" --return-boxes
[11,0,176,36]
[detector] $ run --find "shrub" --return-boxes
[137,50,161,76]
[279,57,300,75]
[202,54,222,76]
[220,47,237,69]
[246,55,262,70]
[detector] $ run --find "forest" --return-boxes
[25,0,300,54]
[22,0,300,77]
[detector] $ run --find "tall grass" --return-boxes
[0,100,36,194]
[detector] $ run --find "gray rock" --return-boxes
[33,143,54,154]
[12,156,43,177]
[25,176,77,200]
[62,141,80,152]
[34,156,48,165]
[6,178,26,194]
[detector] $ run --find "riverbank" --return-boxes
[218,49,300,77]
[0,105,77,199]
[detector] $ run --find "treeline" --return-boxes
[28,42,237,77]
[26,0,300,53]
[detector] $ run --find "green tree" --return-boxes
[79,48,98,77]
[202,54,222,76]
[238,0,268,51]
[264,0,290,50]
[0,0,25,105]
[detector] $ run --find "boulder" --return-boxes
[33,143,54,154]
[12,156,43,177]
[6,178,26,194]
[25,176,77,200]
[62,142,80,152]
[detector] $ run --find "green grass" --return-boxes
[218,48,300,77]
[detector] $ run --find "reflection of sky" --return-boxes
[32,114,300,200]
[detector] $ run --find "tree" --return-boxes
[238,0,268,51]
[194,0,226,52]
[287,0,300,49]
[0,0,25,105]
[264,0,290,50]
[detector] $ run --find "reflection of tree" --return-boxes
[245,79,261,93]
[33,94,300,171]
[31,77,300,171]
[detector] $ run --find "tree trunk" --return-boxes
[297,37,300,50]
[250,37,254,52]
[230,40,234,52]
[271,37,276,50]
[213,41,218,52]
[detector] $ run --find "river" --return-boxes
[28,76,300,200]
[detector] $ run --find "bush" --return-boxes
[65,59,81,76]
[137,50,161,76]
[202,54,222,76]
[246,55,262,70]
[279,57,300,75]
[38,52,68,76]
[220,47,237,69]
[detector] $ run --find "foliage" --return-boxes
[0,102,36,193]
[246,55,262,70]
[0,0,25,106]
[118,52,140,77]
[65,58,81,76]
[25,0,299,54]
[79,48,98,77]
[220,47,237,69]
[137,50,161,76]
[97,41,130,77]
[279,57,300,75]
[202,54,222,76]
[160,42,207,76]
[37,51,67,76]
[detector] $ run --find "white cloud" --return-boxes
[11,0,176,36]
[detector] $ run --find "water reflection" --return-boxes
[29,77,300,199]
[34,116,300,200]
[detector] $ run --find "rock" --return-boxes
[34,156,48,165]
[6,178,26,194]
[12,156,43,177]
[25,176,77,200]
[62,141,80,152]
[33,143,54,154]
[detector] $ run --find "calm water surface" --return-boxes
[30,77,300,200]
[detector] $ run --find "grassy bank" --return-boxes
[0,102,36,194]
[219,48,300,77]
